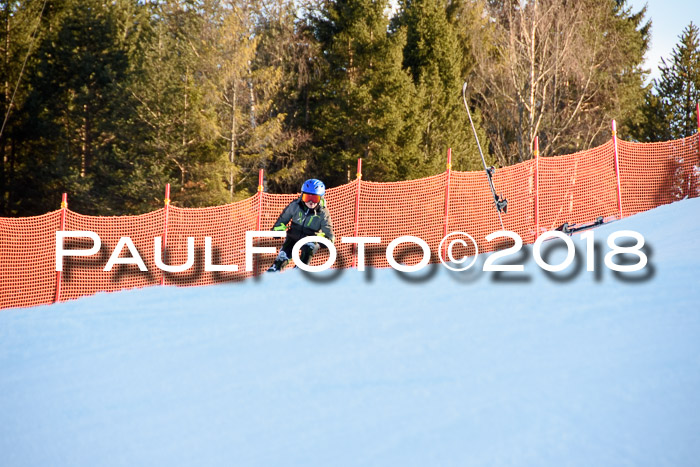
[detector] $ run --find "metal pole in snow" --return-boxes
[694,103,700,198]
[160,184,170,286]
[442,148,452,259]
[352,159,362,268]
[612,120,624,219]
[54,193,67,303]
[696,103,700,166]
[256,169,264,232]
[534,137,540,241]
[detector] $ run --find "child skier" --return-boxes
[267,179,335,272]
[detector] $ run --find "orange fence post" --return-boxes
[442,148,452,257]
[352,159,362,268]
[256,169,264,231]
[611,119,624,219]
[53,193,67,303]
[694,102,700,198]
[160,183,170,286]
[533,137,540,241]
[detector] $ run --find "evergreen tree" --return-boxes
[653,22,700,140]
[307,0,422,185]
[610,0,652,140]
[12,0,163,215]
[0,1,50,215]
[133,0,306,205]
[396,0,491,173]
[253,0,317,193]
[130,0,231,208]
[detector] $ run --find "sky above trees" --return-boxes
[1,0,697,217]
[627,0,699,81]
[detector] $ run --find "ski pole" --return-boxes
[461,82,507,231]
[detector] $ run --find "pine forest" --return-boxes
[1,0,699,216]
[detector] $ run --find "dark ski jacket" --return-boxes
[272,198,335,243]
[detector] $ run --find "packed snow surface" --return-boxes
[1,198,699,466]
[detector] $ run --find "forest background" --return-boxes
[1,0,698,216]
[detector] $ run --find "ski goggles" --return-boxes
[301,193,321,203]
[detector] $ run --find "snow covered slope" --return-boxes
[1,198,699,466]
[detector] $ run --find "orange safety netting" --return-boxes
[1,134,698,310]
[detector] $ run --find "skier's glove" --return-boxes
[314,232,334,249]
[272,224,287,231]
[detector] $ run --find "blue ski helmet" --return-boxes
[301,178,325,196]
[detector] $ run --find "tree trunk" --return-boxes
[528,0,537,159]
[1,3,10,213]
[80,104,90,177]
[230,86,236,200]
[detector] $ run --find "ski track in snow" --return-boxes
[1,198,699,466]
